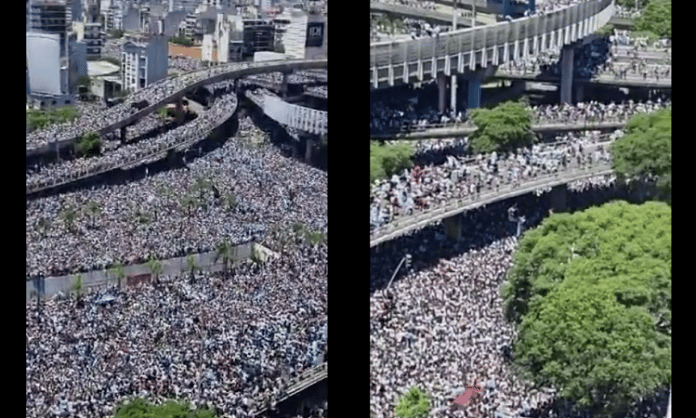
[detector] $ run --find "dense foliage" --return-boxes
[74,131,103,157]
[394,387,431,418]
[610,107,671,200]
[503,201,671,417]
[170,34,195,47]
[113,397,218,418]
[370,141,414,183]
[467,101,536,155]
[633,0,671,39]
[27,107,79,131]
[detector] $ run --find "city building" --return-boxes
[121,34,168,92]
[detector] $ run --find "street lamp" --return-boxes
[386,254,412,290]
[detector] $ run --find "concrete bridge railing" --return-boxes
[252,362,328,416]
[370,162,613,247]
[370,0,614,88]
[246,90,328,136]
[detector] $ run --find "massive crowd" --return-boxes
[370,177,669,418]
[26,61,267,151]
[26,90,238,192]
[370,95,669,134]
[26,114,327,279]
[370,129,618,231]
[27,244,327,418]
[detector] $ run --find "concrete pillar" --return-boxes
[550,185,567,211]
[282,71,290,98]
[467,74,482,109]
[560,45,575,104]
[575,84,584,103]
[120,126,127,143]
[305,137,314,163]
[437,73,447,113]
[442,215,463,241]
[450,75,458,113]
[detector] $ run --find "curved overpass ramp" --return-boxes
[370,1,486,27]
[370,0,614,89]
[370,162,612,247]
[27,59,327,158]
[246,90,328,136]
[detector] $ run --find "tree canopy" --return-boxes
[370,141,414,184]
[74,131,103,157]
[503,201,671,417]
[113,397,218,418]
[394,386,431,418]
[467,100,536,155]
[633,0,671,39]
[27,106,79,131]
[610,106,671,200]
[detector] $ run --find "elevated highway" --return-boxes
[371,0,614,91]
[370,1,488,27]
[27,59,327,159]
[245,90,328,136]
[370,162,613,247]
[252,362,328,417]
[494,68,671,88]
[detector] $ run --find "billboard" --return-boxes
[26,32,62,96]
[305,22,324,47]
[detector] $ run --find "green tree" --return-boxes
[394,386,430,418]
[170,34,194,47]
[467,100,535,154]
[503,201,671,417]
[147,258,164,283]
[370,141,414,184]
[61,206,78,234]
[633,0,671,39]
[113,397,219,418]
[610,107,671,201]
[75,131,103,157]
[73,274,84,304]
[109,262,126,288]
[215,240,235,277]
[38,217,52,238]
[110,29,124,39]
[86,201,101,229]
[186,254,198,284]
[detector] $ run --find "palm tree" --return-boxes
[86,201,101,229]
[215,240,234,277]
[73,274,84,306]
[185,254,198,284]
[147,258,163,284]
[109,262,126,288]
[61,206,77,234]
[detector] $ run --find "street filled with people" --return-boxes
[26,113,327,279]
[370,94,669,134]
[26,90,238,192]
[370,129,618,231]
[26,61,275,152]
[27,243,327,418]
[370,177,669,418]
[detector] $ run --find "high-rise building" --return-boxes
[121,34,168,92]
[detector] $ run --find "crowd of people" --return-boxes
[169,55,203,72]
[370,94,669,134]
[26,89,239,192]
[613,5,643,18]
[26,113,327,279]
[370,177,668,418]
[27,244,327,418]
[26,61,267,151]
[370,129,616,231]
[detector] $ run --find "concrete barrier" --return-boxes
[25,241,275,301]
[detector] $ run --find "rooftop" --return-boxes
[87,60,120,77]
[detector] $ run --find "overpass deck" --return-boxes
[494,70,671,88]
[370,162,613,247]
[252,362,328,417]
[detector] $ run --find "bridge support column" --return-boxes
[450,75,458,113]
[560,45,575,104]
[575,84,585,103]
[550,185,567,212]
[282,71,290,99]
[305,137,314,163]
[442,215,463,241]
[437,73,447,113]
[120,126,127,144]
[467,74,482,109]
